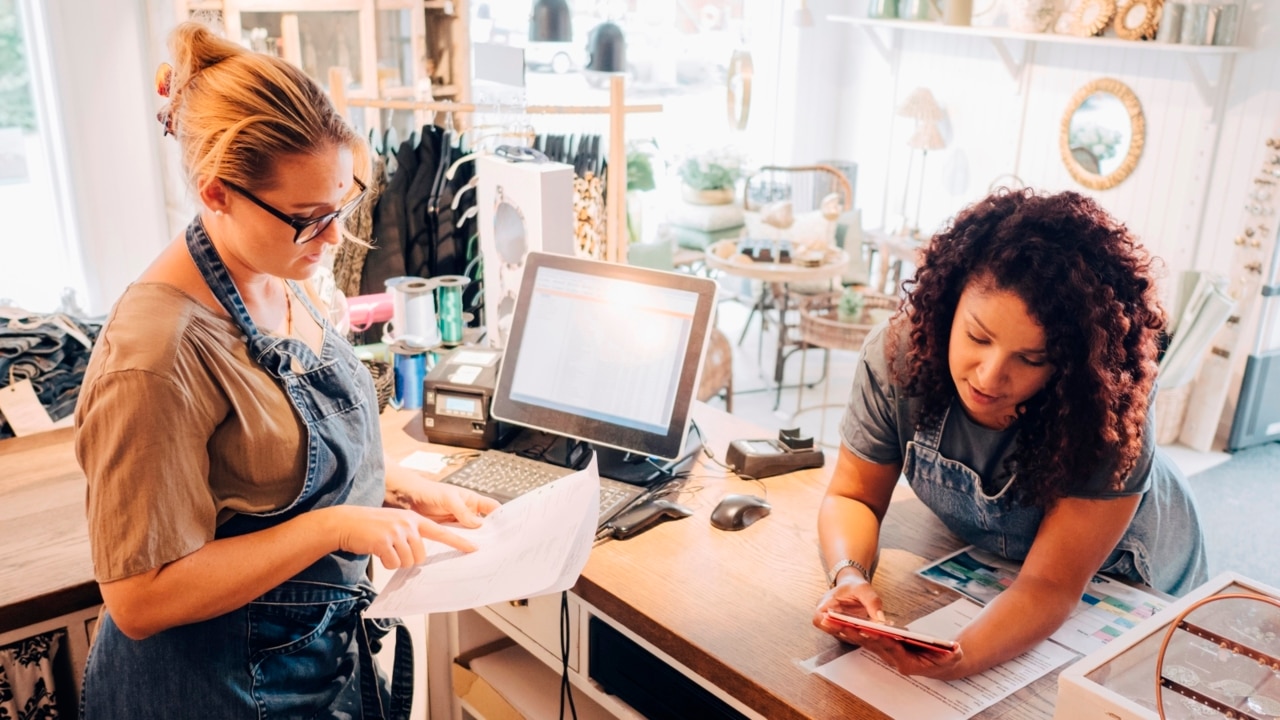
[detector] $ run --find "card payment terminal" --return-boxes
[422,348,513,449]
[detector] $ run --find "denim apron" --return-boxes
[902,404,1207,597]
[81,218,413,719]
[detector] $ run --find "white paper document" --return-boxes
[366,457,600,617]
[814,600,1075,720]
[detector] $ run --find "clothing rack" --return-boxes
[328,68,661,263]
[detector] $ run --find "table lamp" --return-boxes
[896,87,946,238]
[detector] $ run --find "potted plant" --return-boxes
[678,147,744,205]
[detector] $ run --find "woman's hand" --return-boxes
[813,575,886,639]
[813,576,967,679]
[323,505,481,570]
[844,629,966,680]
[391,477,501,527]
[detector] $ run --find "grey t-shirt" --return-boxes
[839,323,1151,498]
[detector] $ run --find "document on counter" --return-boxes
[814,599,1075,720]
[366,457,600,618]
[917,546,1168,655]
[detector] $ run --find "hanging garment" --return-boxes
[333,153,388,300]
[404,125,443,281]
[362,135,420,297]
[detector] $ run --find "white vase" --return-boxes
[681,186,735,206]
[1006,0,1058,33]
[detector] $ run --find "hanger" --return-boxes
[455,204,479,228]
[445,151,479,182]
[451,176,479,210]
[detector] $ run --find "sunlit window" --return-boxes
[0,0,84,314]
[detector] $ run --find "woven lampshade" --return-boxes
[897,87,944,123]
[907,122,946,151]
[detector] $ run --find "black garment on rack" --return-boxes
[428,137,473,281]
[404,126,443,281]
[362,135,419,297]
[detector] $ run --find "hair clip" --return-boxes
[1268,138,1280,150]
[156,108,175,138]
[155,63,173,98]
[1245,203,1276,215]
[1255,176,1276,186]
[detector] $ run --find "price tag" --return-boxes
[0,379,56,436]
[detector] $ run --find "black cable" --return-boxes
[559,590,578,720]
[687,420,769,500]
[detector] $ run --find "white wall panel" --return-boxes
[817,3,1280,306]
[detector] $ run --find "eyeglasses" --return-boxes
[222,177,367,244]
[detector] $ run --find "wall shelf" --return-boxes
[828,14,1246,103]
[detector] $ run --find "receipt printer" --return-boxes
[422,347,513,449]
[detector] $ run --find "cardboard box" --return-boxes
[452,638,613,720]
[477,154,575,349]
[1055,572,1280,720]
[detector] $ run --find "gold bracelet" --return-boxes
[827,558,870,588]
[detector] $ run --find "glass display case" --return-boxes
[1057,573,1280,720]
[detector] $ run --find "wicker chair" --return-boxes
[696,328,734,412]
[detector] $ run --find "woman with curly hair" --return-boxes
[812,189,1206,679]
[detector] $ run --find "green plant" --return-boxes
[626,149,656,244]
[0,1,35,132]
[677,148,744,191]
[837,286,866,323]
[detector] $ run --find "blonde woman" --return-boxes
[74,22,496,718]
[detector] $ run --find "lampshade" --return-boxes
[529,0,572,43]
[907,123,946,151]
[586,21,627,73]
[896,87,944,123]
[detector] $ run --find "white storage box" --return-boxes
[1056,572,1280,720]
[476,154,574,349]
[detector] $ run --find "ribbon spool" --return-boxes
[389,339,428,410]
[434,275,470,346]
[384,276,440,348]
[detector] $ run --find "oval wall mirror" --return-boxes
[1059,77,1145,191]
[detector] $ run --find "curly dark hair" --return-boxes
[890,189,1165,506]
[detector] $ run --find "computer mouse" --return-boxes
[710,494,772,531]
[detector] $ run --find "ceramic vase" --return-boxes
[1006,0,1058,33]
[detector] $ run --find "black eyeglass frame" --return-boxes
[222,177,367,244]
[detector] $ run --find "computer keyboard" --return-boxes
[441,450,643,527]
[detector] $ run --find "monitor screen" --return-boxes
[490,252,718,461]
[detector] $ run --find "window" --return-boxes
[0,0,85,314]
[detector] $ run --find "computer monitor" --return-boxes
[490,251,718,466]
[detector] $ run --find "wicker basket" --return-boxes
[362,359,395,413]
[799,291,898,352]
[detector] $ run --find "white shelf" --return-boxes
[828,15,1246,54]
[829,14,1246,103]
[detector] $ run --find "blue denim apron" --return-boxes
[81,218,413,719]
[903,404,1207,596]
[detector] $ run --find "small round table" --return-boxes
[703,240,849,409]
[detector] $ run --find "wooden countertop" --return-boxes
[0,427,101,634]
[379,406,1067,720]
[4,408,1065,718]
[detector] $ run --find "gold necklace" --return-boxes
[282,279,293,337]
